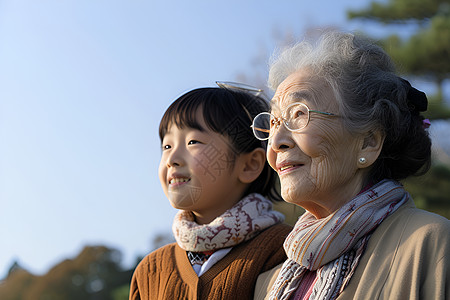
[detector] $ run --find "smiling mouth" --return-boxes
[279,164,302,172]
[169,178,191,185]
[280,165,294,171]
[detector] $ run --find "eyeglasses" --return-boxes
[216,81,270,125]
[251,102,337,140]
[215,81,269,101]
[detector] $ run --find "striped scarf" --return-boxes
[269,180,408,300]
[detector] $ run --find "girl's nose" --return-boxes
[166,147,184,167]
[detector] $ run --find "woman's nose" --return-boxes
[269,121,294,152]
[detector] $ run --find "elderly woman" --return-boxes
[252,32,450,300]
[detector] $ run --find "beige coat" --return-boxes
[254,199,450,300]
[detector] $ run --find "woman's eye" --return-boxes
[162,144,171,150]
[293,109,305,118]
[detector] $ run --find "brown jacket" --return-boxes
[130,223,291,300]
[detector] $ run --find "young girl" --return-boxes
[129,84,292,300]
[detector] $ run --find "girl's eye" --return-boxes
[188,140,201,145]
[162,144,171,150]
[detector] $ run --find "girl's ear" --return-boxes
[238,148,266,184]
[358,130,385,169]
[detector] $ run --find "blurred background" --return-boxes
[0,0,449,299]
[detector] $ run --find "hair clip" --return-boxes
[422,119,431,129]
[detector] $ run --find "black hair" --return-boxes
[159,87,282,201]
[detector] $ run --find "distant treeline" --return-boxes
[0,246,134,300]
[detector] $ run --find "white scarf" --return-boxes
[173,193,285,252]
[269,180,408,300]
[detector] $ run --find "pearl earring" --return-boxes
[359,157,367,164]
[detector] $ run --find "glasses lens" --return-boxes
[284,103,309,131]
[252,112,273,140]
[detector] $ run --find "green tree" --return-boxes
[0,267,36,300]
[403,163,450,219]
[0,245,134,300]
[348,0,450,119]
[111,285,130,300]
[349,0,450,218]
[347,0,448,21]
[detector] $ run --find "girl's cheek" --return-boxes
[158,163,168,193]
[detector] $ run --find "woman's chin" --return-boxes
[281,191,302,206]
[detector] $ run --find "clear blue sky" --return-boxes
[0,0,448,279]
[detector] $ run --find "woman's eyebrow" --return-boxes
[288,91,313,101]
[269,101,278,110]
[270,91,313,109]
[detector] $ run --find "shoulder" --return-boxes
[345,201,450,299]
[407,206,450,228]
[143,242,178,262]
[129,243,180,299]
[399,206,450,256]
[255,223,292,242]
[242,223,292,273]
[382,203,450,242]
[370,201,450,254]
[245,223,292,251]
[134,243,179,275]
[235,222,291,254]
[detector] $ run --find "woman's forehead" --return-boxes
[271,71,336,110]
[271,89,323,113]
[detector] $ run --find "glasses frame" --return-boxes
[251,102,337,141]
[215,81,269,101]
[215,80,271,126]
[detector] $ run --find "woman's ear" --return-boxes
[358,130,385,169]
[238,148,266,183]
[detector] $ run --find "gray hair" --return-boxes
[268,31,431,182]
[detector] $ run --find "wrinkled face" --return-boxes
[158,109,244,223]
[267,70,365,218]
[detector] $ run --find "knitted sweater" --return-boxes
[130,223,292,300]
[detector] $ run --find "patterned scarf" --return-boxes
[269,180,408,300]
[173,193,284,252]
